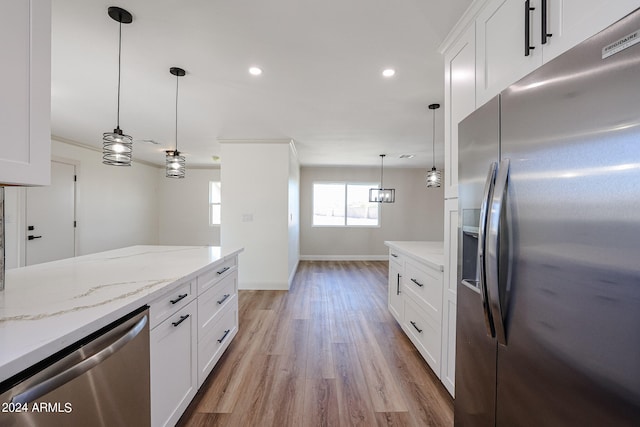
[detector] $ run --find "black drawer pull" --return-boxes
[172,314,190,327]
[217,294,231,305]
[217,329,231,343]
[28,235,43,240]
[217,266,231,275]
[391,253,398,258]
[410,321,423,333]
[170,293,188,304]
[410,278,424,288]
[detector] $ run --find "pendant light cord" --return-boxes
[380,155,385,188]
[175,73,179,152]
[432,108,435,169]
[116,19,122,129]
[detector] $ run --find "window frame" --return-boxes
[312,181,381,228]
[209,181,221,227]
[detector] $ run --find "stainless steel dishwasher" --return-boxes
[0,306,150,427]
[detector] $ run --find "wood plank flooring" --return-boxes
[178,260,453,427]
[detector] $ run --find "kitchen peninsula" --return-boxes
[0,245,242,426]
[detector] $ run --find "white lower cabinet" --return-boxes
[150,299,198,427]
[149,256,239,427]
[388,251,404,323]
[385,243,444,383]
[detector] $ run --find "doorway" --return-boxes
[25,160,76,265]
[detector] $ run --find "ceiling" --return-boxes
[51,0,472,169]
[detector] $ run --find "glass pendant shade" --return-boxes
[369,154,395,203]
[166,150,185,178]
[426,167,442,187]
[369,188,395,203]
[427,103,442,188]
[103,127,133,166]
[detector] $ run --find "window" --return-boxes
[313,182,380,227]
[209,181,221,226]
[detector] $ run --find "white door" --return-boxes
[26,161,76,265]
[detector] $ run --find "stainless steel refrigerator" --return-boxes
[455,8,640,427]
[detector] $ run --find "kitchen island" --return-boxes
[0,245,242,426]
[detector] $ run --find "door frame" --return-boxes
[18,156,79,267]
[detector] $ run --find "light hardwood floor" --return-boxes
[178,260,454,427]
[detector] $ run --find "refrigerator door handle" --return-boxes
[478,162,497,337]
[487,158,510,345]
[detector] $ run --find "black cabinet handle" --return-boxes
[396,274,401,296]
[28,235,42,240]
[216,266,230,275]
[411,278,424,288]
[391,253,398,258]
[541,0,552,44]
[170,293,188,304]
[217,294,231,305]
[524,0,535,56]
[217,329,231,343]
[172,314,190,327]
[410,321,423,334]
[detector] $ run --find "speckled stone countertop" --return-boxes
[384,241,445,271]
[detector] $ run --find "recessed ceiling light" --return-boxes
[249,67,263,76]
[382,68,396,78]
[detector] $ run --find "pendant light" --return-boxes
[166,67,186,178]
[103,7,133,166]
[426,103,442,187]
[369,154,395,203]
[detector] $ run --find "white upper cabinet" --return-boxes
[542,0,640,62]
[444,24,477,199]
[475,0,640,107]
[476,0,543,107]
[0,0,51,186]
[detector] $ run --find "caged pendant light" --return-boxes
[369,154,395,203]
[166,67,186,178]
[103,7,133,166]
[426,103,442,187]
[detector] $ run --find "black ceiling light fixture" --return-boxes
[369,154,395,203]
[103,6,133,166]
[166,67,186,178]
[426,103,442,187]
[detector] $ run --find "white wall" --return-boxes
[51,139,160,255]
[157,168,221,246]
[300,166,444,259]
[220,140,296,290]
[288,145,300,285]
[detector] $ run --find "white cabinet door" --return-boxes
[388,260,403,323]
[150,300,198,427]
[0,0,51,186]
[441,198,459,396]
[444,24,476,200]
[476,0,542,107]
[543,0,640,62]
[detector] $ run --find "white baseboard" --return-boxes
[299,255,388,261]
[238,281,290,291]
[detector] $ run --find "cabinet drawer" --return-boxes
[149,279,196,329]
[197,257,238,295]
[389,249,403,269]
[403,259,443,323]
[403,297,441,375]
[197,273,237,330]
[197,300,238,386]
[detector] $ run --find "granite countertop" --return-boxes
[384,241,445,271]
[0,245,243,383]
